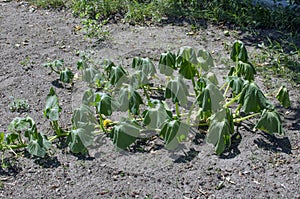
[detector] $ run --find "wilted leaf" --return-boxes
[110,120,141,149]
[276,86,291,108]
[196,49,214,71]
[158,51,176,76]
[44,87,61,121]
[72,105,97,128]
[130,70,149,89]
[67,123,94,154]
[143,102,172,129]
[118,86,143,115]
[132,57,156,76]
[60,68,74,83]
[206,108,233,155]
[238,82,272,113]
[109,66,127,86]
[94,92,115,116]
[27,133,51,157]
[255,109,284,135]
[230,40,248,62]
[160,120,190,150]
[165,76,189,105]
[226,76,244,94]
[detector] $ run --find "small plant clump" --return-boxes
[8,97,30,113]
[0,41,290,160]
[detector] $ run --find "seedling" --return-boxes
[43,59,74,84]
[8,96,30,113]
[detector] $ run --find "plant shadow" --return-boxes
[173,148,199,163]
[51,79,64,89]
[254,133,292,154]
[0,157,21,176]
[219,132,242,159]
[33,155,61,168]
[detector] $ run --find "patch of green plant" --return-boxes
[0,41,290,158]
[8,97,30,113]
[81,17,109,40]
[27,0,66,9]
[43,59,74,84]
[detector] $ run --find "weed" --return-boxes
[8,96,30,113]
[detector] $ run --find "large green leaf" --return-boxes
[238,82,272,113]
[196,79,224,112]
[60,68,74,83]
[132,57,156,76]
[226,76,244,95]
[118,86,143,115]
[255,109,284,135]
[44,87,61,121]
[130,70,149,89]
[67,123,94,154]
[176,46,198,79]
[158,51,176,76]
[110,120,141,149]
[160,120,190,150]
[165,76,189,106]
[196,49,214,72]
[72,105,97,128]
[82,66,101,84]
[82,89,95,106]
[236,61,256,81]
[109,66,127,86]
[8,116,37,139]
[276,86,291,108]
[94,92,114,116]
[27,132,51,157]
[230,40,248,62]
[206,108,233,155]
[143,102,172,129]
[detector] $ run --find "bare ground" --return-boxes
[0,1,300,198]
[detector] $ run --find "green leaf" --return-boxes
[176,46,198,79]
[206,108,233,155]
[196,79,224,112]
[255,109,284,135]
[230,40,248,62]
[132,57,156,76]
[94,92,115,116]
[111,120,141,149]
[27,133,51,157]
[82,89,95,106]
[82,67,101,84]
[236,61,256,81]
[165,76,189,105]
[103,59,116,76]
[60,68,74,83]
[67,123,94,154]
[226,76,244,94]
[8,116,37,138]
[158,51,176,76]
[43,59,64,71]
[160,120,190,150]
[205,72,219,85]
[5,133,19,145]
[118,86,143,115]
[72,105,97,128]
[109,66,127,86]
[143,102,172,129]
[238,82,272,113]
[0,132,4,143]
[130,70,149,89]
[196,49,214,71]
[44,87,61,121]
[276,86,291,108]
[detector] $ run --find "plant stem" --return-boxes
[233,112,261,123]
[224,93,242,108]
[49,132,69,142]
[187,101,197,125]
[191,77,198,96]
[143,86,151,105]
[98,113,107,133]
[223,84,230,98]
[50,66,60,74]
[175,102,180,119]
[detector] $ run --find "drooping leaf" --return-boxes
[94,92,115,116]
[238,82,272,113]
[118,86,143,115]
[44,87,61,121]
[205,72,219,85]
[196,79,224,112]
[8,116,37,138]
[176,46,198,79]
[160,120,190,150]
[72,105,97,128]
[43,59,64,71]
[143,102,172,129]
[255,109,284,135]
[276,86,291,108]
[132,57,156,76]
[236,61,256,81]
[196,49,214,72]
[67,123,94,154]
[27,132,51,157]
[226,76,244,95]
[230,40,248,62]
[82,89,95,106]
[109,66,127,86]
[158,51,176,76]
[110,120,141,149]
[60,68,74,83]
[165,76,189,106]
[82,66,101,84]
[5,133,19,145]
[130,70,150,89]
[206,108,233,155]
[103,59,116,76]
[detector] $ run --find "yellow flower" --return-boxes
[103,119,113,128]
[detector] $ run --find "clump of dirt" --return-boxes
[0,1,299,198]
